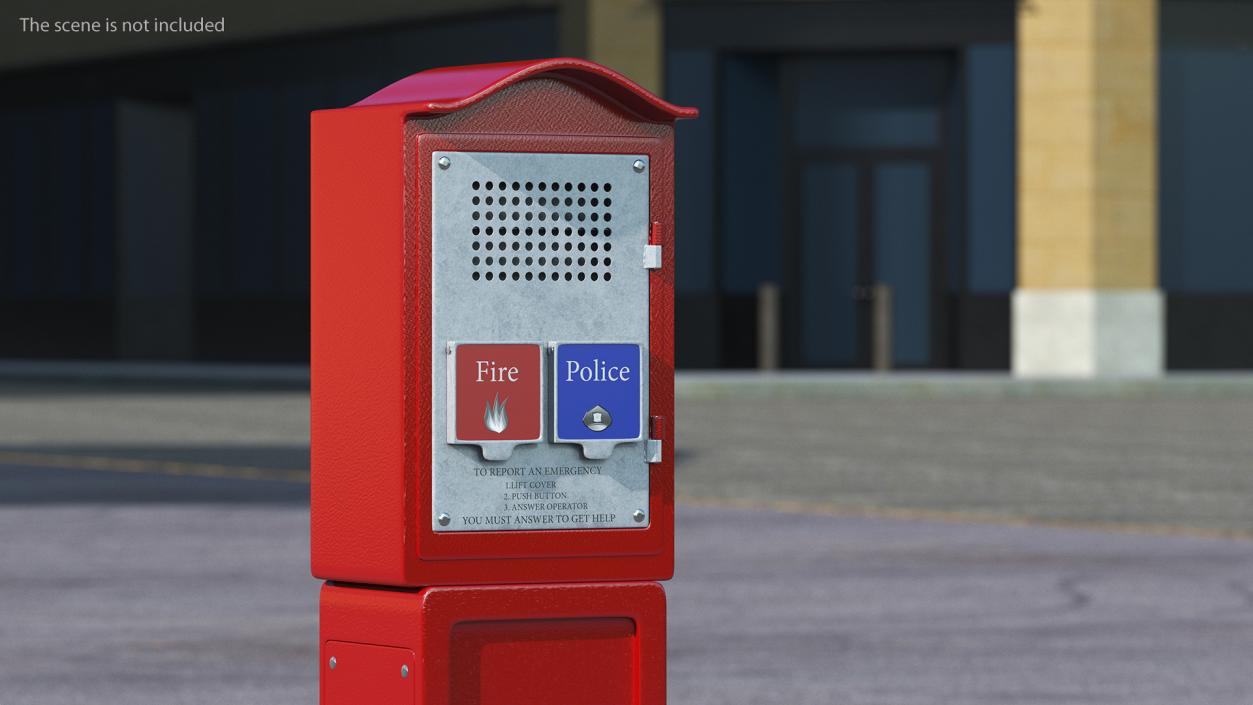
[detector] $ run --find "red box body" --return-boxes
[319,581,667,705]
[310,59,696,587]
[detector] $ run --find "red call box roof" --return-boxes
[354,57,699,122]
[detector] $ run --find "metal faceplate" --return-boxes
[430,151,650,532]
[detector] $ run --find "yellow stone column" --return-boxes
[1014,0,1163,377]
[560,0,663,94]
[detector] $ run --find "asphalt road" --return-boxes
[1,498,1251,705]
[2,376,1253,703]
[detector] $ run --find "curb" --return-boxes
[0,360,309,389]
[676,371,1253,400]
[5,361,1253,399]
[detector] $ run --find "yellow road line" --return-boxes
[0,451,309,484]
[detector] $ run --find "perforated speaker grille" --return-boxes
[468,180,616,283]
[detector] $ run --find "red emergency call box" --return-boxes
[311,59,697,587]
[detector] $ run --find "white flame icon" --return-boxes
[483,393,509,434]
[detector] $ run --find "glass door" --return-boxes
[783,52,952,368]
[796,157,937,368]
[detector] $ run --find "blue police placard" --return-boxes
[553,343,643,449]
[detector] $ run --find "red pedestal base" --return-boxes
[319,581,667,705]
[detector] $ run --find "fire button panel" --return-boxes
[448,342,544,459]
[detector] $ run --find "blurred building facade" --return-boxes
[1,0,1249,373]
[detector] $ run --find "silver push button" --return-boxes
[583,405,612,432]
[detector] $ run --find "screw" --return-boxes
[328,656,337,670]
[437,156,451,170]
[401,664,410,678]
[633,509,646,523]
[437,513,451,526]
[632,159,646,173]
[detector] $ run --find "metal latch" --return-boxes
[646,415,664,464]
[646,439,662,463]
[643,221,663,270]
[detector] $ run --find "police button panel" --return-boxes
[554,343,644,451]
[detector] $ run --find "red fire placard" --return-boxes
[453,343,542,442]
